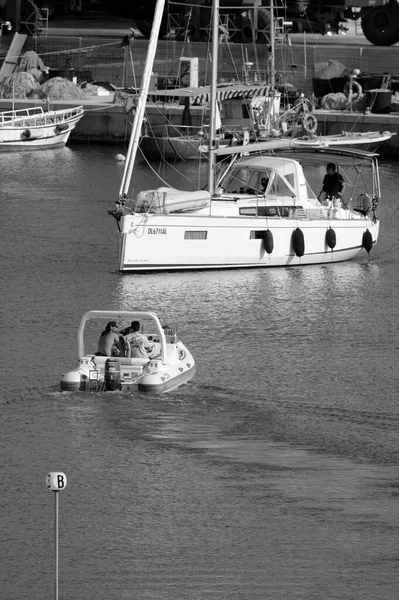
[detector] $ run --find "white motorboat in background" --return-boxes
[107,0,388,272]
[60,310,195,394]
[0,105,84,150]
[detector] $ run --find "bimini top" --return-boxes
[275,147,380,166]
[78,310,168,364]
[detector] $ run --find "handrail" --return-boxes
[0,105,83,127]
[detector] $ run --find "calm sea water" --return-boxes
[1,144,399,600]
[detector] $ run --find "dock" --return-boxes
[1,21,399,153]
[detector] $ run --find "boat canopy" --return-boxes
[276,147,379,167]
[219,155,310,203]
[78,310,168,364]
[148,83,273,105]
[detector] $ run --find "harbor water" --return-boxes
[1,144,399,600]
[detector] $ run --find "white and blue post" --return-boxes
[46,472,67,600]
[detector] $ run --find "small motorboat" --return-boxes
[60,310,195,394]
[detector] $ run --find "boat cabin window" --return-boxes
[241,206,298,217]
[306,182,317,202]
[223,168,273,194]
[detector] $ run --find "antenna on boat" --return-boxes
[118,0,167,201]
[207,0,219,195]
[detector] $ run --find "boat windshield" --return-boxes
[222,168,273,194]
[268,172,296,197]
[306,182,318,204]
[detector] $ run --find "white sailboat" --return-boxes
[108,0,388,272]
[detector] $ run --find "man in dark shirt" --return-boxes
[321,163,344,198]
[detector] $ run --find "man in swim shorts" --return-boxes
[96,321,122,356]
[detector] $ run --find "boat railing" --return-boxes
[0,105,83,127]
[304,207,330,219]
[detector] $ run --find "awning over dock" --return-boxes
[148,83,273,105]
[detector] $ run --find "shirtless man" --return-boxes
[96,321,121,356]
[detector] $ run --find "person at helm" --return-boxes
[124,321,155,359]
[321,163,344,198]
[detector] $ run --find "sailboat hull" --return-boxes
[117,213,379,271]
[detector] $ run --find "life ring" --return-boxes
[344,80,363,100]
[21,129,31,140]
[301,113,317,134]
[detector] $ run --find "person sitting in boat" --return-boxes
[119,321,135,336]
[320,163,344,200]
[96,321,122,357]
[260,177,269,193]
[124,321,156,359]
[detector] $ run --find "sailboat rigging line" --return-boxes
[138,147,205,189]
[119,0,167,200]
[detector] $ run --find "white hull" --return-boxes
[118,213,379,271]
[60,310,196,394]
[61,349,196,393]
[0,105,84,150]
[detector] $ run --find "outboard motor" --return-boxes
[104,358,120,391]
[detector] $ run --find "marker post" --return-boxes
[46,472,67,600]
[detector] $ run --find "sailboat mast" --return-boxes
[119,0,166,199]
[207,0,219,195]
[270,0,275,87]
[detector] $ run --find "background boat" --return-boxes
[0,104,84,150]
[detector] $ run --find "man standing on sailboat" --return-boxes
[321,163,344,198]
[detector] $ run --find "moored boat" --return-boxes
[110,146,381,270]
[60,310,195,394]
[0,105,84,150]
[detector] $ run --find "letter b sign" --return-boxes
[46,472,67,491]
